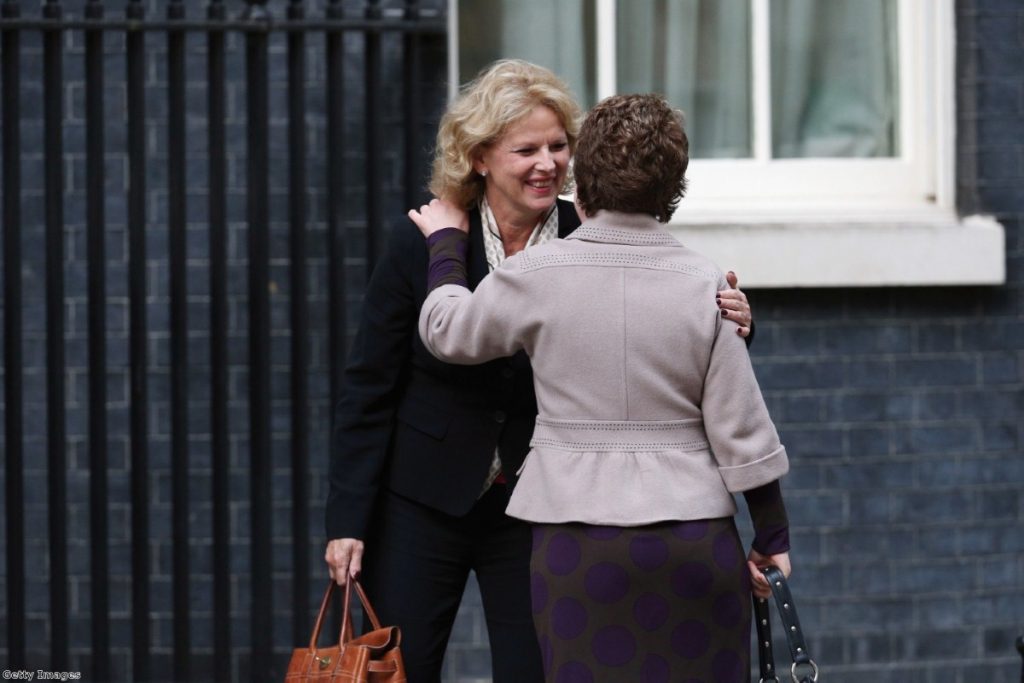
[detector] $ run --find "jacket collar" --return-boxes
[567,210,681,247]
[469,198,581,287]
[467,206,489,288]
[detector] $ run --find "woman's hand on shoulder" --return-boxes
[717,270,752,337]
[325,537,365,586]
[747,548,791,599]
[408,198,469,238]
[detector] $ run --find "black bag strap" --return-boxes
[753,565,819,683]
[1015,634,1023,683]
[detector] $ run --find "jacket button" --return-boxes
[494,411,506,424]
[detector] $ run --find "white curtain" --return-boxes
[458,0,898,160]
[459,0,594,106]
[617,0,752,159]
[771,0,898,158]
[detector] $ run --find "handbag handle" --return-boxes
[1015,634,1023,683]
[307,579,387,651]
[753,565,819,683]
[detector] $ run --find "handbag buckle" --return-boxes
[316,654,332,670]
[791,660,819,682]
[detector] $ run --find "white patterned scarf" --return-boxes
[479,196,560,270]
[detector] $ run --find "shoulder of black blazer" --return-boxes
[325,198,583,540]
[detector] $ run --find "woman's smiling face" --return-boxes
[475,105,570,225]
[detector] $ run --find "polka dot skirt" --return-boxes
[530,519,752,683]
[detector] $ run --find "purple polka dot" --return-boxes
[531,571,549,614]
[671,519,709,541]
[555,661,595,683]
[671,620,710,660]
[671,561,713,599]
[547,533,582,576]
[585,525,622,541]
[629,535,669,571]
[532,525,546,550]
[711,648,744,682]
[538,634,554,675]
[713,592,743,629]
[584,562,630,604]
[632,592,670,632]
[551,597,588,640]
[591,625,636,667]
[640,653,670,683]
[712,530,741,571]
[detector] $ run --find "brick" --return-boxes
[891,490,973,524]
[825,598,915,631]
[823,324,913,356]
[824,461,913,490]
[891,358,978,387]
[842,359,892,388]
[958,387,1024,420]
[844,426,891,457]
[826,392,914,423]
[893,424,979,455]
[984,421,1024,451]
[753,359,844,391]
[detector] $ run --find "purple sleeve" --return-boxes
[426,228,469,291]
[743,479,790,556]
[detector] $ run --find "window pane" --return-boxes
[458,0,595,106]
[616,0,751,159]
[771,0,899,158]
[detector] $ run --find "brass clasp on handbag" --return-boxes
[315,654,331,670]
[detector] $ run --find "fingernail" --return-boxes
[715,297,721,304]
[721,309,728,317]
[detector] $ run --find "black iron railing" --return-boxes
[1,1,445,680]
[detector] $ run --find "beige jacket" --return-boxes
[419,211,788,525]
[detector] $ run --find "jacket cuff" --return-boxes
[718,445,789,492]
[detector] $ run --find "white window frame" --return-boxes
[448,0,1005,287]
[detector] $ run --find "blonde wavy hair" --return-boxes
[429,59,583,209]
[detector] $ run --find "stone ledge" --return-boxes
[669,213,1006,288]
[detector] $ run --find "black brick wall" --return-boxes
[1,0,1022,681]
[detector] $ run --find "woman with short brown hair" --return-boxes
[412,94,791,682]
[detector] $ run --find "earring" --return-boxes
[481,170,488,177]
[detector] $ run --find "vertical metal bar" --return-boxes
[363,0,382,274]
[166,1,191,679]
[287,0,310,646]
[325,0,347,429]
[206,1,231,679]
[84,3,111,677]
[125,0,150,679]
[1,0,26,669]
[43,0,69,675]
[402,0,422,210]
[243,1,273,676]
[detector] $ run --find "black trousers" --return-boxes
[360,485,543,683]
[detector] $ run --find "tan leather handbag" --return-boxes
[285,579,406,682]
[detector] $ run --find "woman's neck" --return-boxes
[487,200,546,257]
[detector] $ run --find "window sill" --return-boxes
[667,211,1006,288]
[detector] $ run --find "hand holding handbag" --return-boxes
[753,565,819,683]
[285,579,406,682]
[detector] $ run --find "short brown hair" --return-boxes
[574,94,689,222]
[429,60,582,209]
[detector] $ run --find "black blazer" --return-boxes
[326,199,583,540]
